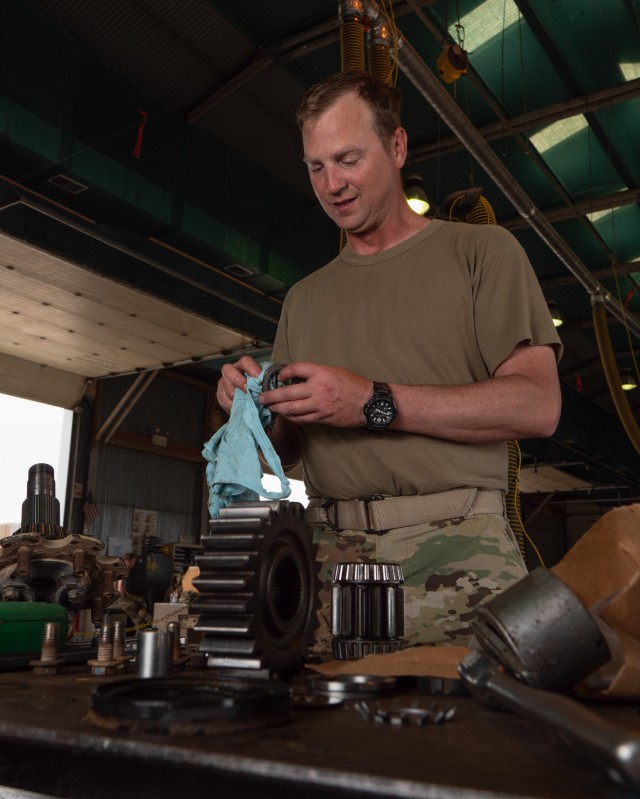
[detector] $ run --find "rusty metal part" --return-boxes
[17,464,65,539]
[112,620,134,671]
[29,622,65,675]
[330,562,406,660]
[193,500,319,677]
[89,676,293,734]
[471,567,610,691]
[460,650,640,791]
[88,623,120,676]
[167,621,188,672]
[0,464,126,623]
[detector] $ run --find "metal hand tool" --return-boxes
[460,649,640,790]
[460,568,640,791]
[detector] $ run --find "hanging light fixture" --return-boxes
[547,300,564,328]
[620,369,638,391]
[404,174,430,215]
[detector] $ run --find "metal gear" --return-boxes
[193,500,319,677]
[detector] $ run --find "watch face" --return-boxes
[367,398,396,429]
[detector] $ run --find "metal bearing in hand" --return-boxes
[193,501,319,677]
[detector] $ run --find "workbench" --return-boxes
[0,663,637,799]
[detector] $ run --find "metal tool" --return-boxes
[460,649,640,790]
[472,567,609,691]
[460,568,640,791]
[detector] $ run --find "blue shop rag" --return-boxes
[202,362,291,519]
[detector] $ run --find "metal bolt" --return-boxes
[40,622,59,662]
[112,620,133,671]
[67,588,85,605]
[30,622,65,675]
[101,569,115,600]
[97,622,114,662]
[16,545,30,577]
[113,620,125,660]
[72,548,86,576]
[88,622,120,676]
[167,621,188,672]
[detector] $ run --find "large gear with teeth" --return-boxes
[192,500,319,677]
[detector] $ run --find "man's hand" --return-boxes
[259,362,371,428]
[217,355,262,413]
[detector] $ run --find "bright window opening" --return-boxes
[0,393,72,536]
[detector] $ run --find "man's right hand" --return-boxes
[217,355,262,413]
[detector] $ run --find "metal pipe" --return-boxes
[353,10,640,340]
[92,370,157,445]
[137,628,171,678]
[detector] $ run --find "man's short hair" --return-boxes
[296,70,402,144]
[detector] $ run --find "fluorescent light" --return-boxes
[530,115,588,154]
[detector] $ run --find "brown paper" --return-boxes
[306,645,468,679]
[552,504,640,697]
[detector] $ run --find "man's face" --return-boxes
[302,92,405,235]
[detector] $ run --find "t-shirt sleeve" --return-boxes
[271,290,294,364]
[473,229,563,376]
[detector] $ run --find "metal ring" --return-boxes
[262,363,287,392]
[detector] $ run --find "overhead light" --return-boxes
[547,300,564,328]
[620,369,638,391]
[404,174,430,215]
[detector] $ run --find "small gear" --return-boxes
[193,501,319,677]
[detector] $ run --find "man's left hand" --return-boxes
[260,362,371,428]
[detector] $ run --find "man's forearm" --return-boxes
[389,345,561,443]
[391,374,560,443]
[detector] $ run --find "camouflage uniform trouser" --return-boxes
[310,512,527,653]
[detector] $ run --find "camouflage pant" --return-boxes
[310,512,527,653]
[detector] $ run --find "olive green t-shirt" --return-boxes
[272,220,562,500]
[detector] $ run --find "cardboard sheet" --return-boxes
[307,645,468,679]
[552,504,640,697]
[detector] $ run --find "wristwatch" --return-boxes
[363,381,397,432]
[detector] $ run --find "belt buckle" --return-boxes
[357,494,387,535]
[321,498,343,533]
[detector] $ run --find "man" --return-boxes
[217,70,562,650]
